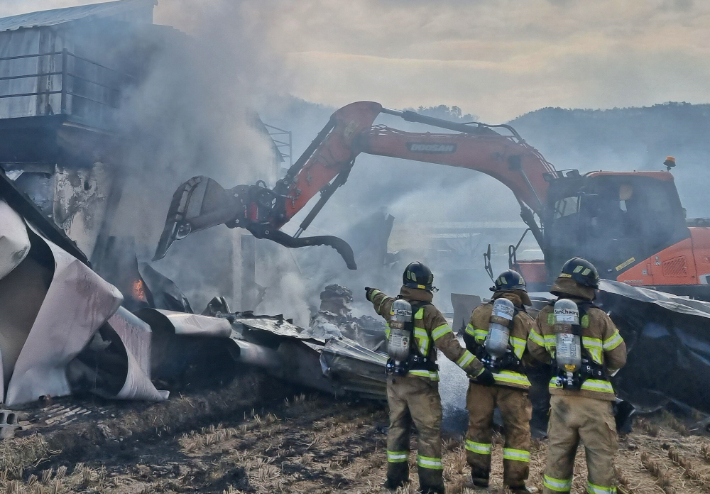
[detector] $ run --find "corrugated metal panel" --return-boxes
[0,0,157,33]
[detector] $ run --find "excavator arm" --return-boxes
[153,101,557,269]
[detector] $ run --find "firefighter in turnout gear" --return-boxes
[527,258,627,494]
[366,261,488,494]
[464,270,535,492]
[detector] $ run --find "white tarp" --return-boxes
[5,223,123,405]
[0,200,30,279]
[108,308,168,401]
[0,199,169,406]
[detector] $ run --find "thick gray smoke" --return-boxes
[510,104,710,219]
[38,1,708,324]
[101,1,290,311]
[255,102,527,318]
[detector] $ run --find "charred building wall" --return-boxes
[0,1,281,313]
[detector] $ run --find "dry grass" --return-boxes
[668,447,710,488]
[614,466,635,494]
[661,411,689,437]
[636,417,660,437]
[0,434,52,480]
[6,378,710,493]
[641,452,676,494]
[179,423,242,452]
[0,462,109,494]
[701,443,710,463]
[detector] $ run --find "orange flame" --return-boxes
[132,279,147,302]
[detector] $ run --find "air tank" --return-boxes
[484,297,515,359]
[387,299,413,363]
[554,299,582,372]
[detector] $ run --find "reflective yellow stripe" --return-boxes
[385,323,390,339]
[387,450,408,463]
[465,324,476,337]
[503,448,530,462]
[603,331,623,351]
[543,334,556,358]
[413,309,429,355]
[409,369,440,381]
[583,337,603,364]
[416,455,443,470]
[414,327,429,355]
[587,482,617,494]
[373,291,385,312]
[582,337,602,349]
[465,440,491,455]
[528,328,544,346]
[549,377,614,393]
[510,336,526,359]
[474,328,488,344]
[493,370,531,387]
[456,350,475,369]
[432,324,452,341]
[544,475,572,492]
[580,379,614,393]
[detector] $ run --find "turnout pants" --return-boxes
[465,383,532,487]
[386,374,444,494]
[542,395,618,494]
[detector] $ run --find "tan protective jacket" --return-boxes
[528,295,627,402]
[464,292,535,389]
[370,285,483,380]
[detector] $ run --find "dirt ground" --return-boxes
[1,372,710,494]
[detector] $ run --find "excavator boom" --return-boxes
[154,101,556,268]
[153,101,710,300]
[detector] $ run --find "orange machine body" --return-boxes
[617,228,710,287]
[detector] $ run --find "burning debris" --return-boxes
[0,164,387,413]
[306,284,386,351]
[2,2,710,494]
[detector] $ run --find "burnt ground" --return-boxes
[1,371,710,493]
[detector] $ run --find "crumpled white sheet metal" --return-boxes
[108,308,169,401]
[139,310,232,337]
[5,224,122,406]
[0,200,30,280]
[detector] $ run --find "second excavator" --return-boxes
[153,101,710,299]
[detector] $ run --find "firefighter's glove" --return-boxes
[473,367,496,387]
[365,287,377,302]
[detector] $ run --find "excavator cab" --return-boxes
[541,171,689,282]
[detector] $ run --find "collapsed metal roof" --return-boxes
[0,0,157,32]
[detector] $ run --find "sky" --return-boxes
[2,0,710,122]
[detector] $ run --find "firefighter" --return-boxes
[527,258,626,494]
[366,261,493,494]
[463,270,535,493]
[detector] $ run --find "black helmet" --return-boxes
[490,269,527,293]
[403,261,434,291]
[559,257,600,289]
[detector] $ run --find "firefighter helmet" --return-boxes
[403,261,434,291]
[559,257,600,289]
[490,269,527,293]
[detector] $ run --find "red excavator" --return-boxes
[154,101,710,299]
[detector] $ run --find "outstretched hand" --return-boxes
[365,287,375,301]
